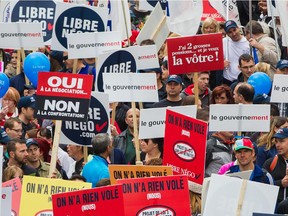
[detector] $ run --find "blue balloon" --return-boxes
[247,72,272,95]
[24,52,50,88]
[0,73,10,98]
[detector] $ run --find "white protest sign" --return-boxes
[1,187,12,216]
[225,170,253,180]
[67,31,121,59]
[209,104,270,132]
[0,22,44,49]
[103,73,158,102]
[51,2,108,51]
[270,74,288,103]
[136,2,169,51]
[139,106,197,139]
[203,174,279,216]
[267,0,279,16]
[60,92,110,145]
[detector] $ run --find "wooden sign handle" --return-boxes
[49,120,62,178]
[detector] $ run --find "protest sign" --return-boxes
[271,74,288,103]
[0,22,44,49]
[36,72,93,121]
[139,106,197,139]
[253,213,284,216]
[60,92,110,145]
[1,187,12,216]
[202,0,225,21]
[167,33,224,75]
[117,175,191,216]
[163,110,207,185]
[203,174,279,216]
[52,184,125,216]
[267,0,279,16]
[20,176,91,216]
[139,0,168,11]
[0,0,56,44]
[209,104,270,132]
[103,73,158,102]
[225,170,253,180]
[96,45,159,92]
[67,31,121,59]
[109,165,173,185]
[2,178,22,216]
[51,2,108,51]
[136,2,169,51]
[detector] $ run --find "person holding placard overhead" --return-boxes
[226,138,273,185]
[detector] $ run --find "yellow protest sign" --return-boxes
[109,165,173,184]
[20,176,91,216]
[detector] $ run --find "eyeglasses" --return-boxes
[11,129,22,133]
[63,56,69,61]
[241,65,254,69]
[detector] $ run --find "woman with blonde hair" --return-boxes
[3,165,23,182]
[201,17,220,34]
[255,62,271,78]
[0,87,20,127]
[256,116,288,167]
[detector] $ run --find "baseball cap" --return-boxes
[167,75,182,84]
[0,130,11,144]
[26,138,39,148]
[276,59,288,70]
[234,138,254,151]
[273,128,288,139]
[224,20,238,33]
[17,96,36,110]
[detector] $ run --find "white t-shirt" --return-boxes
[223,36,250,82]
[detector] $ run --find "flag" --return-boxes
[167,0,203,36]
[275,0,288,47]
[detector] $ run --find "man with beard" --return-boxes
[4,138,39,176]
[181,72,211,108]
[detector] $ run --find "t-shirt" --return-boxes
[223,36,250,82]
[152,98,183,108]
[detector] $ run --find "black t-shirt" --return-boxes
[152,98,183,108]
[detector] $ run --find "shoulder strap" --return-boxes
[269,155,278,172]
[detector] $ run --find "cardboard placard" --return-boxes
[139,106,197,139]
[0,22,44,49]
[20,176,91,216]
[1,187,12,216]
[103,73,158,102]
[36,72,93,121]
[52,185,125,216]
[67,31,121,59]
[167,33,224,75]
[163,110,207,185]
[270,74,288,103]
[60,92,110,145]
[209,104,270,132]
[2,178,22,216]
[109,165,173,185]
[117,175,191,216]
[51,2,108,51]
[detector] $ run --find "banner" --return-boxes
[163,110,207,185]
[1,187,12,216]
[60,92,110,145]
[20,176,91,216]
[52,185,125,216]
[209,104,270,132]
[203,174,279,216]
[202,0,225,21]
[2,178,22,216]
[276,0,288,47]
[167,33,224,75]
[117,175,191,216]
[0,22,44,49]
[36,72,93,122]
[109,165,173,185]
[67,31,121,59]
[139,106,197,139]
[103,73,158,102]
[0,0,57,45]
[51,2,108,51]
[96,45,159,92]
[136,2,169,51]
[271,74,288,103]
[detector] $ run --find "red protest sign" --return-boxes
[52,185,125,216]
[163,109,207,185]
[201,0,226,21]
[36,72,93,121]
[117,175,191,216]
[167,33,224,75]
[2,178,22,216]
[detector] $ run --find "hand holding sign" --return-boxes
[0,73,9,98]
[24,52,50,88]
